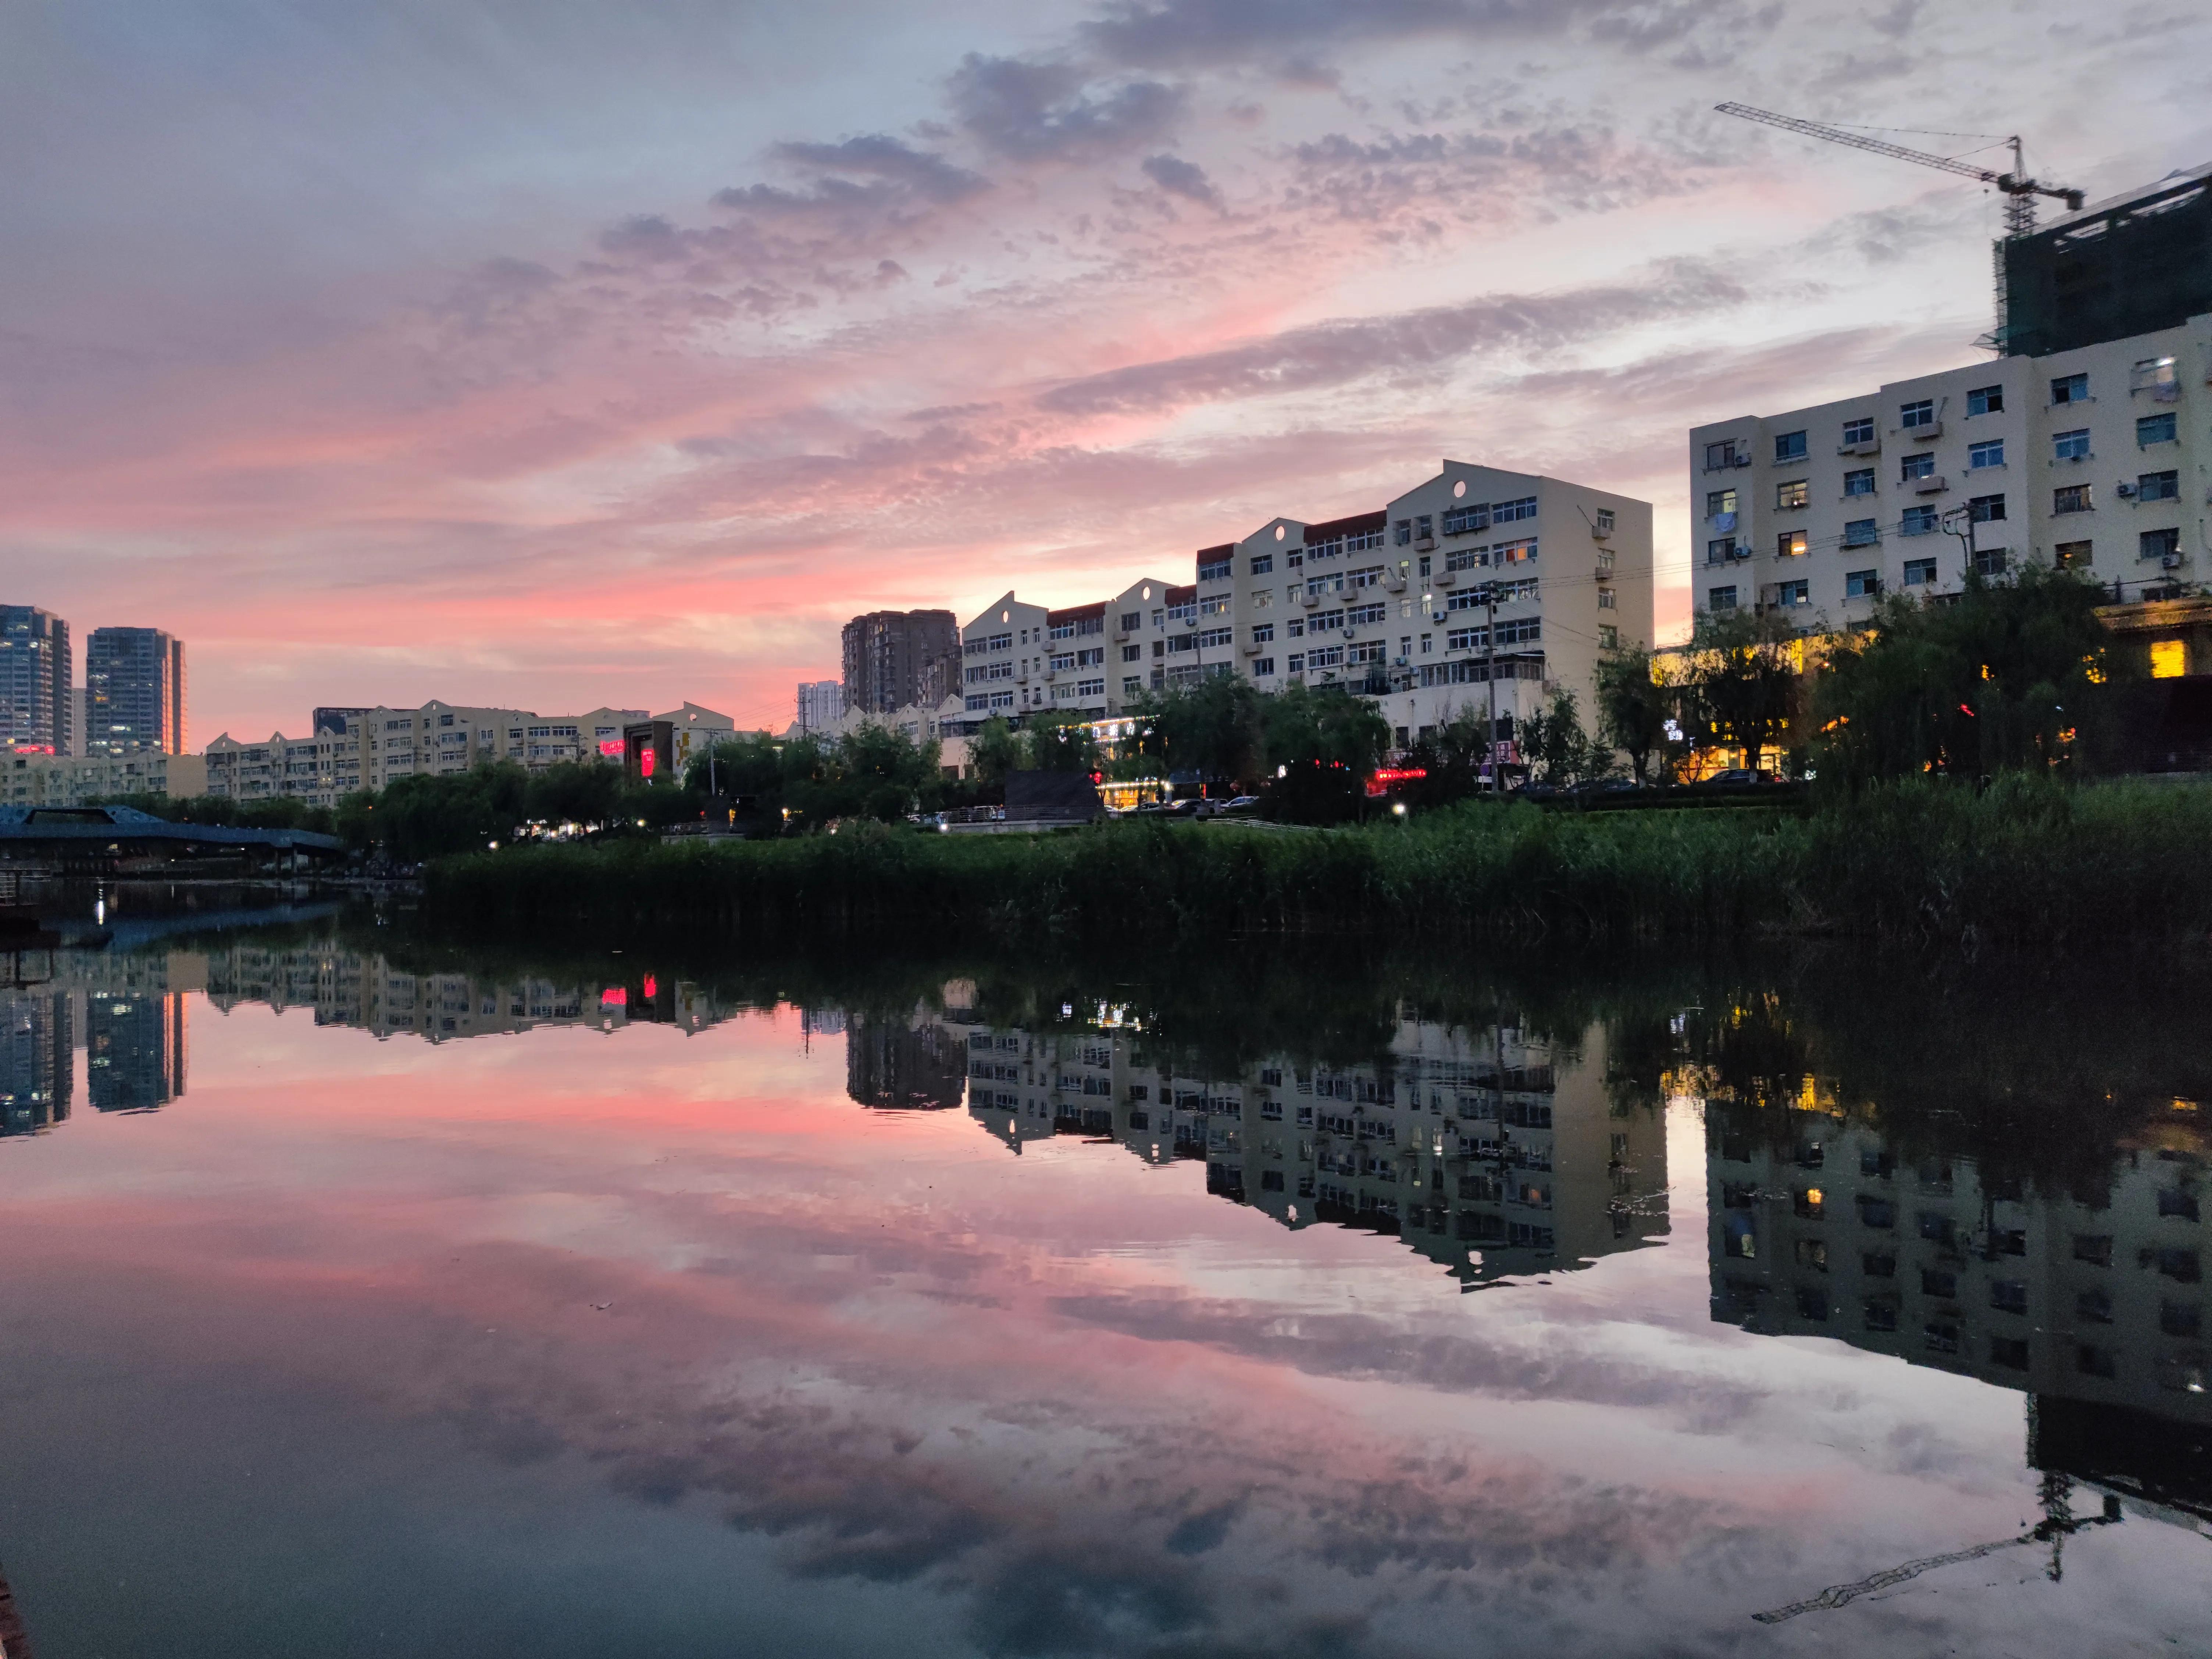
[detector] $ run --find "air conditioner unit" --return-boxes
[1732,454,1753,468]
[2117,482,2138,497]
[2162,552,2183,570]
[1732,546,1752,561]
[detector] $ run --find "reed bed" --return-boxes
[423,777,2212,949]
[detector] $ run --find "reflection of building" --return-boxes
[203,943,732,1043]
[0,988,71,1135]
[87,990,186,1111]
[945,1000,1666,1288]
[846,1014,967,1111]
[1709,1095,2212,1528]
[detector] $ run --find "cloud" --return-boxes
[1142,153,1224,207]
[767,134,992,205]
[1034,261,1748,417]
[1078,0,1588,69]
[947,54,1185,161]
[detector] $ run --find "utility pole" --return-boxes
[1483,581,1500,795]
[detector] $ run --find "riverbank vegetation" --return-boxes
[426,773,2212,949]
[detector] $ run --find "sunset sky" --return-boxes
[6,0,2209,740]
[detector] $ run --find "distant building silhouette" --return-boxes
[0,989,71,1136]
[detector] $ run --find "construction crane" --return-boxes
[1715,103,2085,347]
[1714,103,2084,236]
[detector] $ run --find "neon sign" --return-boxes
[1364,767,1427,797]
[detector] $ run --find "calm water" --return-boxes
[1,912,2208,1657]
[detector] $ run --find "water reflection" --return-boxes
[1,921,2208,1656]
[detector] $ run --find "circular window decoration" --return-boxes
[1453,479,1467,499]
[1142,585,1150,599]
[1275,524,1288,541]
[1000,609,1010,623]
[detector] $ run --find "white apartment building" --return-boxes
[1,748,207,807]
[204,700,651,805]
[795,679,843,732]
[1224,462,1655,745]
[1690,320,2209,625]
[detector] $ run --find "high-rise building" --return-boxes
[86,991,187,1112]
[85,627,186,754]
[841,610,960,717]
[0,606,71,754]
[796,679,843,732]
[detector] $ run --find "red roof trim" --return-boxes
[1303,510,1387,544]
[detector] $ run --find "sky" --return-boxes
[4,0,2210,740]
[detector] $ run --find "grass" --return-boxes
[422,775,2212,949]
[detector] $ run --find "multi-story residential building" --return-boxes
[1690,170,2211,628]
[204,701,650,805]
[0,606,71,755]
[1223,463,1655,748]
[795,679,843,733]
[84,627,186,755]
[842,610,960,717]
[0,748,206,807]
[943,998,1667,1288]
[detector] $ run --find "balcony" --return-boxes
[1414,535,1437,552]
[1913,475,1949,495]
[1899,420,1942,442]
[1383,571,1407,592]
[1837,436,1881,457]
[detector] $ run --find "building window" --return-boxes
[1843,518,1878,547]
[1844,468,1875,496]
[1968,493,2005,523]
[1121,645,1141,662]
[2051,372,2088,404]
[1846,569,1880,599]
[1705,439,1745,469]
[1776,579,1809,607]
[1902,557,1938,587]
[2054,539,2093,570]
[1967,384,2004,415]
[1901,506,1938,536]
[2131,356,2178,394]
[2138,412,2178,446]
[1773,430,1807,462]
[1248,554,1273,576]
[1901,453,1934,481]
[2138,470,2180,502]
[2142,527,2181,561]
[1251,623,1274,644]
[1597,587,1616,610]
[1899,399,1936,430]
[1777,529,1808,557]
[1595,507,1616,533]
[1706,488,1738,518]
[1252,657,1276,677]
[1393,520,1412,545]
[2054,428,2091,461]
[1776,479,1808,510]
[1119,612,1139,632]
[1708,586,1738,611]
[1967,439,2004,470]
[2054,484,2093,514]
[1842,416,1874,446]
[1598,624,1619,649]
[1706,536,1738,564]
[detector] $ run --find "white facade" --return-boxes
[1224,462,1655,745]
[795,679,843,732]
[1688,313,2211,625]
[1,748,206,807]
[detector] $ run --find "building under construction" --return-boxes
[2002,163,2212,357]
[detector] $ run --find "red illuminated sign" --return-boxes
[598,738,624,759]
[638,747,656,778]
[600,987,627,1007]
[1364,767,1427,797]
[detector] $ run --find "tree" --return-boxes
[1811,565,2124,789]
[1024,710,1100,773]
[968,717,1023,789]
[1258,682,1389,776]
[1681,608,1805,769]
[1593,647,1682,784]
[1131,675,1268,788]
[1517,685,1612,785]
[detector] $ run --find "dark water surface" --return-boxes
[1,910,2208,1657]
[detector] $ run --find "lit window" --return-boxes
[1777,530,1808,557]
[2151,641,2186,679]
[1776,479,1808,510]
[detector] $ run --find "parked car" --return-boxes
[1195,796,1259,818]
[1569,778,1652,798]
[1694,768,1778,792]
